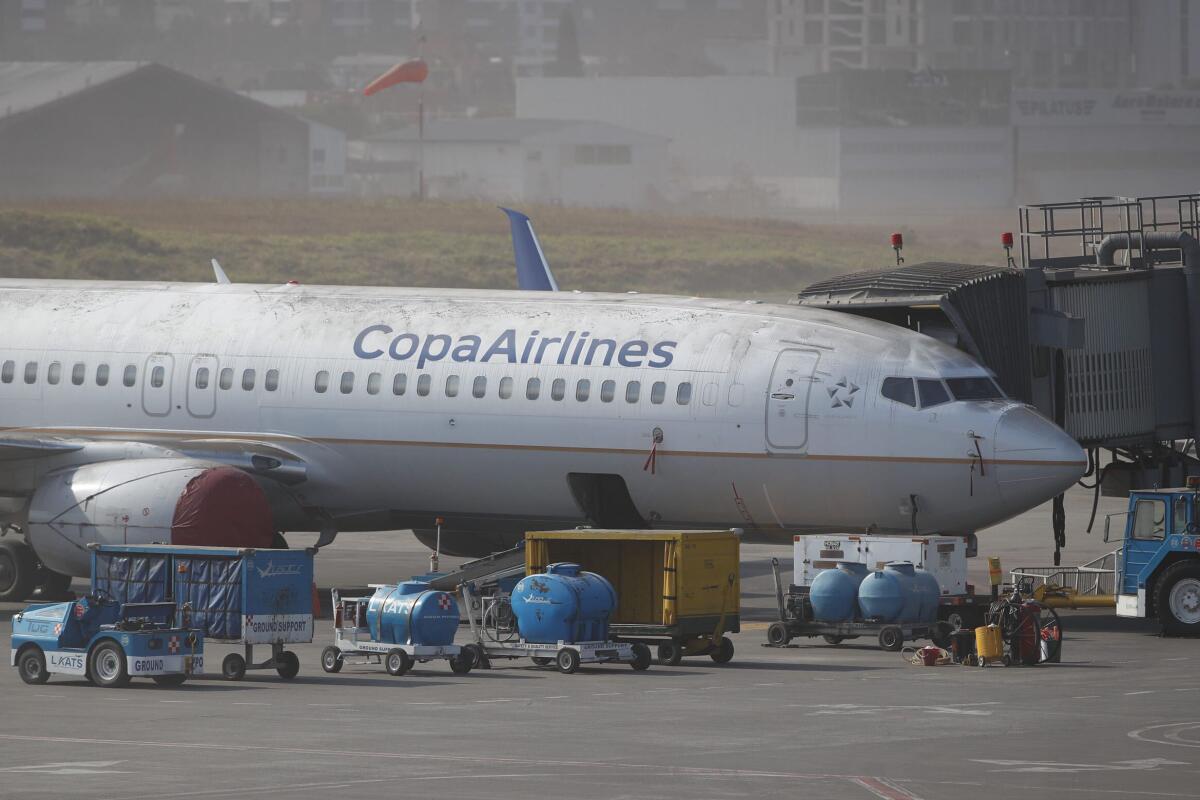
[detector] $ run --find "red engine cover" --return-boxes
[170,467,274,549]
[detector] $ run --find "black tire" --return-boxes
[1039,608,1063,664]
[531,656,553,666]
[710,636,735,664]
[17,646,49,685]
[0,539,37,602]
[767,622,791,646]
[1155,560,1200,635]
[221,653,247,681]
[657,640,683,666]
[274,650,300,680]
[449,649,474,674]
[321,646,343,674]
[630,643,651,671]
[821,634,845,645]
[32,566,74,601]
[940,609,967,632]
[384,649,411,676]
[89,641,131,688]
[556,648,581,674]
[930,621,955,650]
[153,674,188,687]
[878,626,904,652]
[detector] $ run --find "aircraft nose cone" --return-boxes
[992,405,1087,508]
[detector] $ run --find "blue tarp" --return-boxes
[93,553,170,605]
[176,556,244,639]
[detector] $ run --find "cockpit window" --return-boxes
[881,377,916,407]
[946,377,1004,401]
[917,379,951,409]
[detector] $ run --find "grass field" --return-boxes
[0,198,1010,300]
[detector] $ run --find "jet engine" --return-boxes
[27,458,275,577]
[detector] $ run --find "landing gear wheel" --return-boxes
[153,674,188,687]
[17,647,48,685]
[531,656,553,666]
[556,648,581,674]
[657,640,683,666]
[767,622,791,646]
[1155,561,1200,635]
[878,626,904,652]
[821,634,845,645]
[221,653,247,681]
[449,650,475,674]
[931,621,955,650]
[90,641,131,688]
[385,649,411,676]
[0,539,36,602]
[710,636,735,664]
[321,646,343,673]
[630,643,652,671]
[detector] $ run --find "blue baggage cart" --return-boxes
[89,543,315,680]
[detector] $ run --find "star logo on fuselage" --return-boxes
[828,377,860,408]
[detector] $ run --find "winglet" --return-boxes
[211,258,231,285]
[500,207,559,291]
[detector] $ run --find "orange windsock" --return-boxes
[363,59,429,96]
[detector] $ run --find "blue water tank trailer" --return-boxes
[911,566,941,623]
[366,582,460,646]
[858,568,904,622]
[810,562,867,622]
[511,563,616,644]
[884,562,921,621]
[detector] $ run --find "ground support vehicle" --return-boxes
[458,583,651,674]
[523,529,739,665]
[321,588,474,675]
[89,543,314,680]
[11,592,203,687]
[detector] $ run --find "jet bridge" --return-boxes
[796,194,1200,563]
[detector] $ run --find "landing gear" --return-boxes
[0,539,36,602]
[32,565,74,601]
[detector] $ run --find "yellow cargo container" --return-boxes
[524,529,740,665]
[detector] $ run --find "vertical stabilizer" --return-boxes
[501,207,559,291]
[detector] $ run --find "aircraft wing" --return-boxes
[502,207,559,291]
[0,435,83,460]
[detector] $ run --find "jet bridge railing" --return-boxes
[1018,196,1144,271]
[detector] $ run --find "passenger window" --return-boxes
[446,375,460,397]
[265,369,279,392]
[1,360,12,383]
[340,371,354,394]
[218,367,232,390]
[393,374,407,396]
[47,362,61,385]
[499,377,513,399]
[195,367,209,389]
[242,369,255,391]
[367,372,381,395]
[576,379,591,401]
[650,381,666,404]
[626,381,640,403]
[881,377,916,407]
[96,364,109,387]
[526,377,541,400]
[417,374,431,396]
[551,378,565,401]
[123,365,136,387]
[24,362,37,384]
[600,379,615,403]
[473,376,487,398]
[917,379,950,409]
[676,382,692,405]
[314,371,329,393]
[1131,498,1167,541]
[71,363,85,386]
[151,366,165,388]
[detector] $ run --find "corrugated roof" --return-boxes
[367,117,666,144]
[799,262,1020,306]
[0,61,145,121]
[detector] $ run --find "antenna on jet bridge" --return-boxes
[211,258,232,285]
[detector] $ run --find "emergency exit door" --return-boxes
[186,355,218,418]
[766,349,819,451]
[142,353,175,417]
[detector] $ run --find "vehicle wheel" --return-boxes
[767,623,791,646]
[531,656,553,666]
[657,640,683,666]
[0,539,36,602]
[941,610,967,632]
[821,634,845,645]
[321,646,344,673]
[271,532,289,549]
[32,566,74,601]
[556,648,580,674]
[449,650,474,674]
[221,653,247,681]
[463,644,488,670]
[89,641,131,688]
[153,674,187,687]
[17,646,49,685]
[630,643,651,671]
[275,650,300,680]
[878,626,904,652]
[1155,561,1200,634]
[710,636,735,664]
[1039,608,1063,664]
[385,649,411,676]
[930,621,955,650]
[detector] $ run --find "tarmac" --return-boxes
[2,485,1198,800]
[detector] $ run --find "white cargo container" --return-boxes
[793,534,973,597]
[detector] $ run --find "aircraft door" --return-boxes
[186,355,217,418]
[766,349,820,451]
[142,353,174,417]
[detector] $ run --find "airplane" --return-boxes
[0,220,1087,603]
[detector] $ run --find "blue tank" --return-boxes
[884,562,921,622]
[366,581,460,646]
[511,563,616,644]
[857,568,905,622]
[810,562,868,622]
[911,566,941,622]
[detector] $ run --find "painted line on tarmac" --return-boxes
[1129,722,1200,749]
[851,776,924,799]
[542,695,568,700]
[474,698,523,704]
[1125,691,1155,696]
[231,702,270,706]
[1072,695,1102,699]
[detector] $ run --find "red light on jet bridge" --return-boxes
[1001,231,1014,248]
[890,232,903,249]
[287,280,300,285]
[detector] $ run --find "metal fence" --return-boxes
[1010,549,1120,598]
